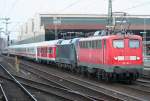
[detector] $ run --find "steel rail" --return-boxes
[0,75,93,101]
[0,84,8,101]
[20,63,122,101]
[22,61,146,101]
[0,64,37,101]
[3,55,149,101]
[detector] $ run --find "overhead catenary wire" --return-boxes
[56,0,85,13]
[122,1,150,11]
[5,0,20,17]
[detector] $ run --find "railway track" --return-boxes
[0,83,8,101]
[1,57,100,101]
[0,74,94,101]
[0,64,37,101]
[3,55,150,101]
[2,56,121,101]
[22,59,150,101]
[20,63,116,101]
[20,61,146,101]
[135,79,150,93]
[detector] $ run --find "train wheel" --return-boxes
[57,63,61,70]
[87,72,93,79]
[124,78,133,84]
[96,69,102,80]
[101,71,112,82]
[74,67,81,74]
[71,65,76,74]
[81,67,87,76]
[112,73,117,82]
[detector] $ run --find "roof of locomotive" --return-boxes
[58,38,80,45]
[79,34,142,41]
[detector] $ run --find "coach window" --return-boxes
[129,40,140,48]
[45,48,47,53]
[41,48,43,53]
[49,47,53,54]
[113,40,124,48]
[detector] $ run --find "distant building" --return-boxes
[0,38,7,52]
[16,13,150,44]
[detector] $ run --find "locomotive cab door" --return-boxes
[103,39,107,64]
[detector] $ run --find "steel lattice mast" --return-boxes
[107,0,113,27]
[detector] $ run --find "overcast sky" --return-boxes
[0,0,150,39]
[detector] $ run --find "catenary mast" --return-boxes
[107,0,113,28]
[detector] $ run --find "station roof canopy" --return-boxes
[35,13,150,30]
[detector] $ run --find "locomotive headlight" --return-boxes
[136,57,140,60]
[114,56,125,60]
[114,57,118,60]
[117,56,124,60]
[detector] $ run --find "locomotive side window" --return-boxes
[85,42,87,48]
[87,41,89,48]
[92,40,97,48]
[104,40,106,48]
[113,40,124,48]
[88,41,92,48]
[92,41,94,48]
[129,40,139,48]
[97,40,102,48]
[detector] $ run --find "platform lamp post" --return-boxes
[1,18,10,46]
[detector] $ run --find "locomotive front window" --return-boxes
[113,40,124,48]
[129,40,139,48]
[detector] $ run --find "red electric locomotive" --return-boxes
[77,33,143,82]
